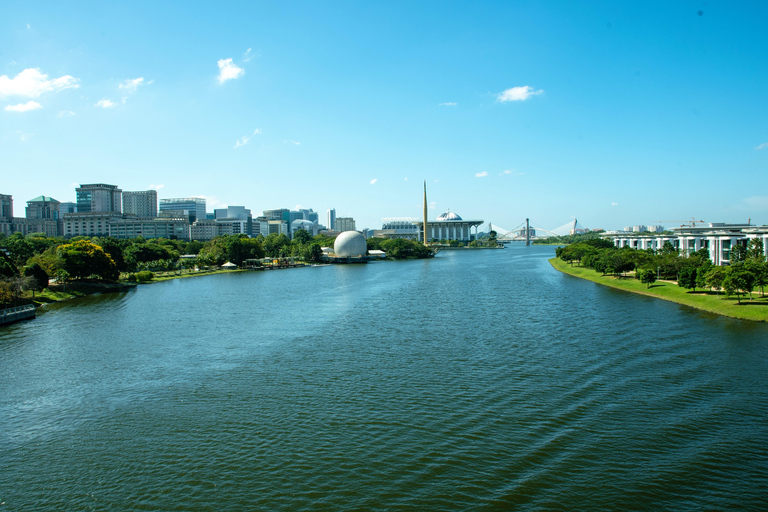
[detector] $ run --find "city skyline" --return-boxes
[2,1,767,232]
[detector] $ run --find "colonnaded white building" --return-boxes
[603,223,768,266]
[417,211,484,243]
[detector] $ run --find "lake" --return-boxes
[2,244,768,510]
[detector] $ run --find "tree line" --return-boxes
[557,238,768,304]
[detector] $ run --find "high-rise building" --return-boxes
[76,184,122,213]
[214,206,253,236]
[59,202,77,214]
[26,196,61,220]
[0,194,13,220]
[123,190,158,218]
[264,208,290,223]
[327,208,336,231]
[159,197,206,223]
[336,217,356,232]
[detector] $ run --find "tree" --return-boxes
[292,229,312,244]
[747,238,765,262]
[639,268,656,288]
[0,253,17,278]
[723,265,755,303]
[23,263,49,297]
[704,267,726,297]
[678,265,698,292]
[729,243,747,263]
[57,240,119,281]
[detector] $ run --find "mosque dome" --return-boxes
[334,231,367,257]
[436,211,462,221]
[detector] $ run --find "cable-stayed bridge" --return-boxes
[491,218,589,242]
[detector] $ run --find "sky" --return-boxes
[1,0,767,233]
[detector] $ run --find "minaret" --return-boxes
[423,180,428,243]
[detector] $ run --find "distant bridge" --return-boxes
[491,219,589,243]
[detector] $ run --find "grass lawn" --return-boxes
[549,257,768,322]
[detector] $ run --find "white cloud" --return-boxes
[370,178,378,185]
[0,68,79,98]
[404,177,408,181]
[5,101,42,112]
[429,201,436,210]
[17,130,32,142]
[497,85,544,102]
[501,169,513,174]
[475,171,488,178]
[95,99,117,108]
[285,139,301,145]
[234,129,261,148]
[756,142,768,150]
[217,58,244,84]
[148,184,164,191]
[243,48,256,62]
[439,102,457,106]
[500,169,524,176]
[58,110,75,117]
[119,77,152,93]
[611,202,619,206]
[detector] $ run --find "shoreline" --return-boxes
[549,257,768,322]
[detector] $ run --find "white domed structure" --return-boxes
[437,211,463,221]
[334,231,367,257]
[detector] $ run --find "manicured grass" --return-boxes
[549,257,768,322]
[143,268,247,283]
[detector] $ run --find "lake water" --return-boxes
[2,245,768,510]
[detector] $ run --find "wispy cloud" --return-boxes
[439,102,457,107]
[58,110,75,117]
[119,77,152,93]
[285,139,301,145]
[611,202,619,207]
[756,142,768,150]
[234,129,261,148]
[500,169,524,176]
[243,48,256,62]
[429,201,436,210]
[95,99,117,108]
[497,85,544,102]
[475,171,488,178]
[404,177,408,181]
[148,184,164,191]
[0,68,79,98]
[5,101,42,112]
[370,178,378,185]
[217,58,244,84]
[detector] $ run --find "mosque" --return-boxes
[415,181,483,243]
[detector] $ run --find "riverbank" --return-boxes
[549,257,768,322]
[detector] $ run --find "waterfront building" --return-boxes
[327,208,336,231]
[291,219,319,237]
[123,190,158,218]
[264,208,290,223]
[110,216,189,240]
[415,211,483,242]
[336,217,356,232]
[62,212,123,237]
[374,218,419,240]
[215,206,253,236]
[160,197,206,223]
[59,202,77,214]
[0,194,12,220]
[76,184,122,213]
[24,196,62,237]
[603,223,768,266]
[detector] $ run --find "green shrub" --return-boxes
[127,273,137,282]
[136,271,154,282]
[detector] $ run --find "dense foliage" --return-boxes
[557,237,768,304]
[533,230,608,246]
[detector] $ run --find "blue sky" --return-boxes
[2,1,767,233]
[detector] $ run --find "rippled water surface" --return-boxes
[2,245,768,510]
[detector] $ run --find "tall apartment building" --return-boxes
[76,184,122,213]
[122,190,158,218]
[327,208,336,231]
[0,194,13,221]
[159,197,206,223]
[336,217,356,232]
